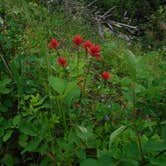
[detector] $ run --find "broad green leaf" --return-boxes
[144,140,166,152]
[63,81,77,97]
[77,126,94,141]
[80,158,99,166]
[12,115,21,127]
[124,50,137,80]
[3,130,13,142]
[117,159,139,166]
[143,121,157,129]
[64,84,81,106]
[0,78,11,94]
[78,126,88,134]
[109,125,127,148]
[161,125,166,141]
[2,154,14,166]
[150,157,166,166]
[0,128,4,137]
[19,134,28,148]
[0,102,8,112]
[98,155,115,166]
[48,76,67,95]
[40,157,52,166]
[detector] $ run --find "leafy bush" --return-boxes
[0,0,166,165]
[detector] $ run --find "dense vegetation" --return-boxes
[0,0,166,165]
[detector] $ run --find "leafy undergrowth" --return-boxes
[0,1,166,166]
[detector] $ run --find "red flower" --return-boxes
[48,38,60,49]
[89,44,100,56]
[72,35,84,46]
[57,57,67,67]
[102,71,111,80]
[83,41,92,50]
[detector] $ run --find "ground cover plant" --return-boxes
[0,0,166,165]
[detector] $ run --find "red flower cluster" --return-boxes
[48,38,60,49]
[83,41,92,50]
[89,45,100,55]
[83,40,101,59]
[57,57,67,67]
[102,71,111,80]
[72,35,101,59]
[89,44,101,59]
[72,35,84,46]
[48,35,111,81]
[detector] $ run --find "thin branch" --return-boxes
[100,6,116,19]
[108,20,137,29]
[0,45,14,79]
[87,0,98,8]
[155,149,166,158]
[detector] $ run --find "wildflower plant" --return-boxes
[0,1,165,165]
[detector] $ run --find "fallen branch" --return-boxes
[87,0,98,8]
[107,20,137,30]
[100,6,116,19]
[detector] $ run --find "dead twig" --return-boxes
[87,0,98,8]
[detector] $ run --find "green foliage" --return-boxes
[0,0,165,165]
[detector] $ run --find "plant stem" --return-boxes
[56,49,61,58]
[83,59,92,94]
[0,45,14,79]
[46,53,53,111]
[58,99,67,131]
[77,47,80,66]
[48,152,56,166]
[132,82,144,162]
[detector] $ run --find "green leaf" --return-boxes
[109,125,127,148]
[2,154,14,166]
[12,115,21,127]
[0,102,8,112]
[161,125,166,142]
[19,134,28,148]
[124,50,137,80]
[77,126,94,141]
[98,155,115,166]
[3,130,13,142]
[40,157,52,166]
[150,157,166,166]
[22,137,42,153]
[0,128,4,137]
[0,78,11,94]
[144,140,166,152]
[48,76,67,95]
[64,82,81,106]
[19,121,37,136]
[80,158,99,166]
[117,159,139,166]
